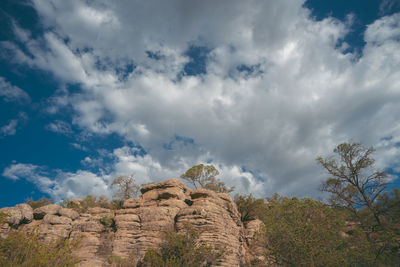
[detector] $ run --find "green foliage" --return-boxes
[60,195,123,211]
[0,212,8,224]
[141,249,165,267]
[100,215,117,232]
[203,177,235,193]
[0,229,80,266]
[140,226,224,267]
[60,198,79,209]
[181,164,219,189]
[234,194,267,222]
[317,142,399,263]
[181,164,234,193]
[261,196,375,267]
[79,195,97,210]
[107,254,136,267]
[25,196,54,209]
[317,142,388,211]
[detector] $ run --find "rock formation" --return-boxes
[0,178,264,266]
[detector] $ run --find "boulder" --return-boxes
[33,204,61,219]
[59,208,79,220]
[0,207,22,226]
[0,204,33,226]
[140,178,189,194]
[16,204,33,223]
[43,214,72,225]
[0,178,265,266]
[123,198,142,209]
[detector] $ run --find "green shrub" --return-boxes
[234,194,267,222]
[60,198,80,209]
[261,195,376,267]
[110,199,124,210]
[140,225,224,267]
[61,195,124,211]
[0,229,80,266]
[0,212,8,224]
[100,215,117,232]
[26,196,54,209]
[108,254,136,267]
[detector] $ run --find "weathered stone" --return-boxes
[38,223,72,243]
[158,187,186,200]
[33,204,61,219]
[16,204,33,223]
[74,219,103,233]
[123,198,142,209]
[70,231,101,266]
[0,207,22,226]
[140,178,189,194]
[43,214,72,225]
[0,223,11,238]
[0,204,33,227]
[59,208,79,220]
[177,189,245,266]
[88,207,111,215]
[190,188,218,199]
[0,178,264,266]
[141,190,159,201]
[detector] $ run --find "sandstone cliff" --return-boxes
[0,178,264,266]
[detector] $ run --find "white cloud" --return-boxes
[3,1,400,198]
[379,0,400,15]
[2,145,262,201]
[0,77,30,103]
[0,119,18,137]
[2,163,109,201]
[70,142,88,151]
[45,120,73,135]
[0,112,28,137]
[2,163,39,180]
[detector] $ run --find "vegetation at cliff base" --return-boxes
[0,142,398,266]
[0,229,80,267]
[140,225,224,267]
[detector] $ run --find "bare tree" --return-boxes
[110,174,140,200]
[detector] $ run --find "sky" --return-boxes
[1,0,400,207]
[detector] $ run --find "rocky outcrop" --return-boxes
[0,204,33,227]
[0,178,266,266]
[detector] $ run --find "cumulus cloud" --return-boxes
[379,0,400,15]
[45,120,73,135]
[2,145,259,201]
[2,162,108,201]
[0,119,18,137]
[2,0,400,198]
[2,163,39,180]
[0,112,28,137]
[0,77,30,103]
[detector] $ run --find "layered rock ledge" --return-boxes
[0,178,263,266]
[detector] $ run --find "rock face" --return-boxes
[0,178,265,266]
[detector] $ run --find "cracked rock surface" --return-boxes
[0,178,265,266]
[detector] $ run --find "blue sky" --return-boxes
[1,0,400,207]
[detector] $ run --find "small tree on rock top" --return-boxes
[180,164,234,193]
[110,174,140,200]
